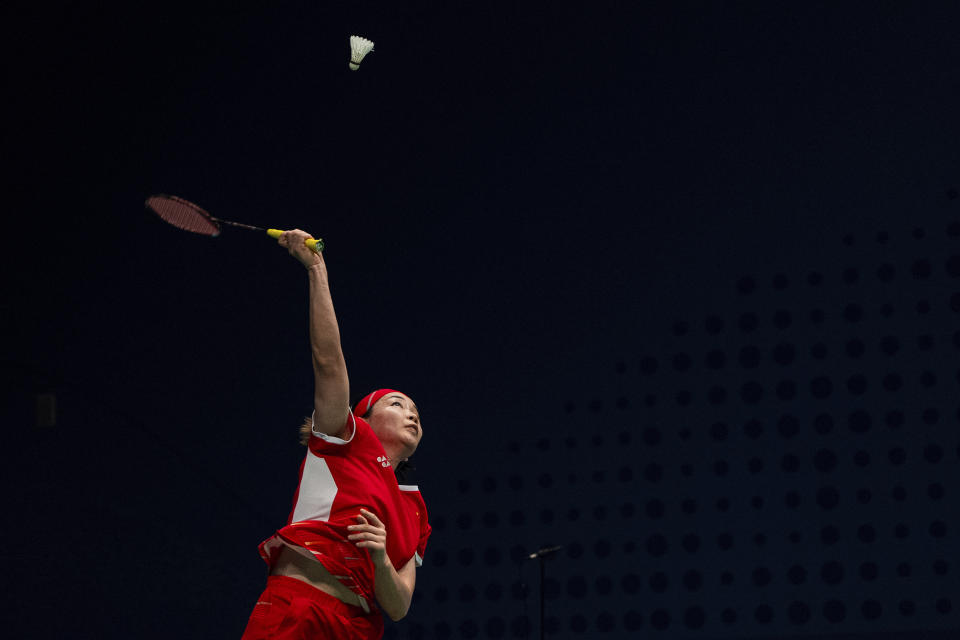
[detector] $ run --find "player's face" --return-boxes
[369,393,422,460]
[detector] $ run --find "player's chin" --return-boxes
[400,436,421,457]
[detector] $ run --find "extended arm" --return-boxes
[278,230,350,437]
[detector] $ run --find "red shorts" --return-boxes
[241,576,384,640]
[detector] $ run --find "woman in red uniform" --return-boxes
[241,230,431,639]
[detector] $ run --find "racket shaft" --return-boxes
[217,219,265,232]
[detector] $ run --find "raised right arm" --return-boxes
[279,229,351,437]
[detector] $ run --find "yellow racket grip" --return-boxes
[267,229,324,253]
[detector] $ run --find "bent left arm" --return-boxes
[349,509,417,621]
[373,554,416,621]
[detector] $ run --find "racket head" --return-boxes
[145,194,221,236]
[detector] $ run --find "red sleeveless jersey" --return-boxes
[258,413,431,601]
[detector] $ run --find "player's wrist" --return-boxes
[371,550,390,568]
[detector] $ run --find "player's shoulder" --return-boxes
[309,413,376,450]
[398,482,428,511]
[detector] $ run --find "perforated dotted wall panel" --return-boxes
[395,203,960,639]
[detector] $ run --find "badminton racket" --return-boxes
[145,194,324,252]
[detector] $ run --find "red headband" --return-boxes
[353,389,404,417]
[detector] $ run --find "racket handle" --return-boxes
[267,229,325,253]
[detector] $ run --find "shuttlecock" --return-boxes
[349,35,375,70]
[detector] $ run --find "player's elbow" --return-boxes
[312,352,346,377]
[386,601,411,622]
[382,596,411,622]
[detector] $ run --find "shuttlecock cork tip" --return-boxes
[349,35,375,70]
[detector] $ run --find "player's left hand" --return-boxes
[348,508,388,565]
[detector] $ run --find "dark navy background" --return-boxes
[4,2,959,638]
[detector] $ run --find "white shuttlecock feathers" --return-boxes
[349,35,375,70]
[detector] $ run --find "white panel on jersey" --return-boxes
[291,454,339,523]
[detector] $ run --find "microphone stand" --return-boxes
[528,545,563,640]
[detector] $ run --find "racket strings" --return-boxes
[146,195,221,236]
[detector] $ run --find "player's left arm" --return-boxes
[348,509,417,621]
[374,556,417,621]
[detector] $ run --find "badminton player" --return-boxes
[241,230,431,639]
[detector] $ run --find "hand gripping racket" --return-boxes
[145,194,324,252]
